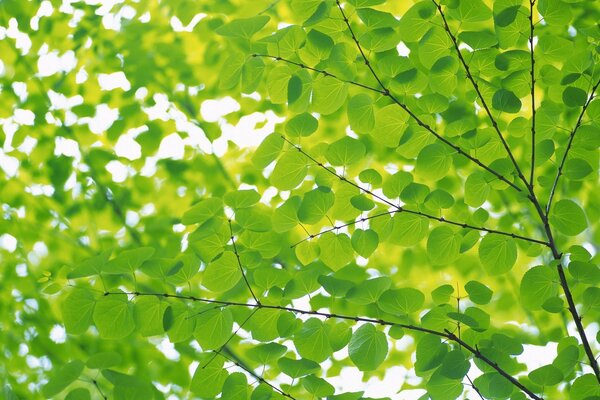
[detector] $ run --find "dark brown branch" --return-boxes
[432,0,530,192]
[281,136,550,248]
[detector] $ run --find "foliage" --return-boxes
[1,0,600,399]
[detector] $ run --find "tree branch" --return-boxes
[334,0,524,195]
[528,0,537,187]
[281,136,550,248]
[228,219,261,305]
[106,290,542,400]
[215,349,296,399]
[545,77,600,215]
[432,0,530,191]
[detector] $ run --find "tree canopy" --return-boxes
[1,0,600,399]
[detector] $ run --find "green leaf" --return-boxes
[252,134,284,169]
[347,276,392,305]
[182,198,223,225]
[65,389,91,400]
[42,361,85,398]
[93,292,136,339]
[86,351,122,369]
[465,281,493,305]
[351,229,379,258]
[247,343,287,364]
[464,172,490,207]
[520,265,559,310]
[389,213,429,246]
[294,318,333,362]
[426,369,463,400]
[222,372,248,400]
[285,113,318,137]
[378,288,425,315]
[191,361,228,398]
[103,247,155,275]
[325,136,366,166]
[318,232,354,271]
[202,251,242,292]
[571,374,600,400]
[270,151,308,191]
[529,364,563,386]
[347,94,375,134]
[492,89,521,113]
[563,87,588,107]
[479,235,517,275]
[224,190,261,209]
[278,357,320,378]
[371,104,409,147]
[194,307,233,350]
[297,187,335,224]
[416,144,453,181]
[348,323,388,371]
[61,289,95,334]
[216,16,270,39]
[427,226,461,265]
[312,75,348,115]
[415,336,447,373]
[302,375,335,397]
[549,199,587,236]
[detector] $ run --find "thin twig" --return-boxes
[228,219,260,305]
[215,350,296,399]
[528,0,537,187]
[546,77,600,215]
[333,1,524,194]
[281,136,549,248]
[107,290,542,400]
[432,0,530,191]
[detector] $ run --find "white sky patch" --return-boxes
[170,13,207,32]
[98,71,131,91]
[54,136,81,159]
[115,132,142,160]
[105,160,128,182]
[0,151,19,176]
[0,234,18,252]
[88,104,119,134]
[156,133,185,159]
[49,325,66,344]
[13,109,35,125]
[37,50,77,77]
[200,97,240,122]
[397,41,410,57]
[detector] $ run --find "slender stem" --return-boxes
[281,136,549,248]
[228,219,260,305]
[334,1,524,194]
[528,193,600,383]
[433,0,530,191]
[546,77,600,215]
[445,331,541,400]
[107,290,541,400]
[466,375,485,400]
[252,53,385,95]
[215,350,296,399]
[528,0,537,187]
